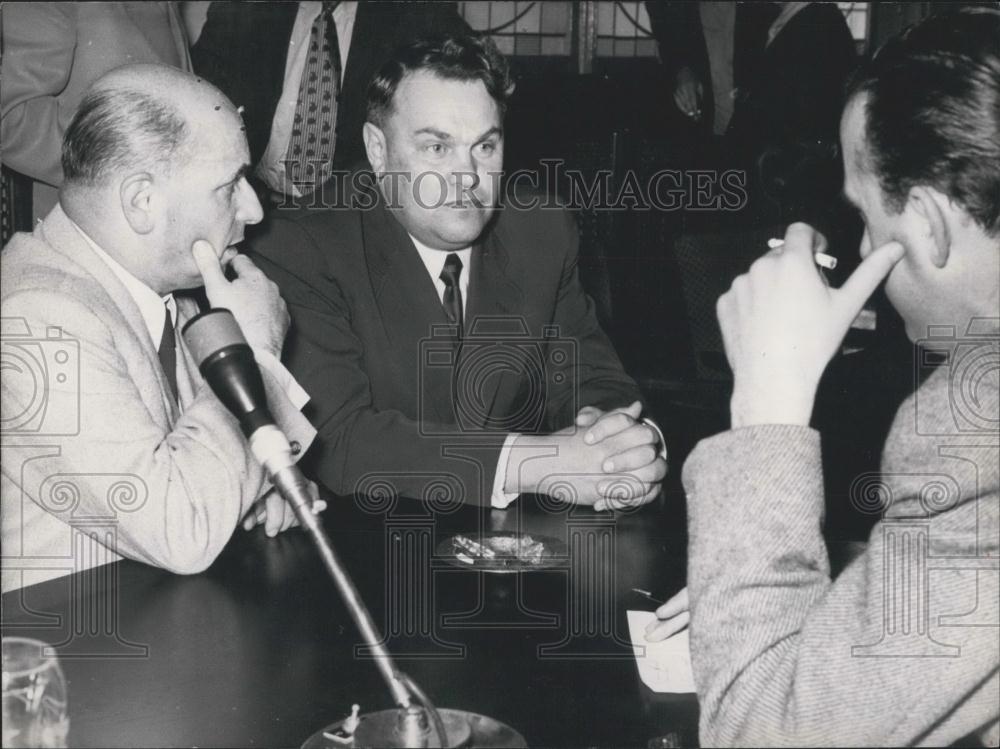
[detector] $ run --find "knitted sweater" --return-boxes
[683,359,999,747]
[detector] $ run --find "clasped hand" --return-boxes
[514,401,667,511]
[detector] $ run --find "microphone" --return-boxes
[182,309,524,748]
[180,310,419,726]
[182,309,317,519]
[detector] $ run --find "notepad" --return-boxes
[626,610,697,694]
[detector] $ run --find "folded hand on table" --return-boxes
[509,401,667,511]
[577,401,668,511]
[242,481,327,537]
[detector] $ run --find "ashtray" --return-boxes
[436,531,568,573]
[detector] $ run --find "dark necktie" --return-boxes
[286,1,342,192]
[158,303,179,403]
[439,253,464,338]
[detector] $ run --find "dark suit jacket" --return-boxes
[249,191,641,504]
[646,1,775,135]
[191,1,469,171]
[726,2,856,160]
[724,2,857,223]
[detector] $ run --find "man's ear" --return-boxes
[120,173,157,235]
[905,185,952,268]
[362,122,387,175]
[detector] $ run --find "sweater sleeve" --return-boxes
[683,424,999,747]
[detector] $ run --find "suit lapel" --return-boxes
[363,201,455,424]
[465,220,524,326]
[461,217,528,429]
[39,207,177,428]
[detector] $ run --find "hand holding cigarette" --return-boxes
[767,237,838,270]
[718,223,905,428]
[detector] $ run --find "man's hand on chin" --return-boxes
[192,239,290,357]
[717,223,904,429]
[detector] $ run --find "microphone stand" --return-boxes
[183,309,524,748]
[272,468,451,747]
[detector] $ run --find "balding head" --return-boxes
[59,63,262,295]
[62,64,245,188]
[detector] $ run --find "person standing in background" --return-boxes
[725,2,857,219]
[186,1,470,204]
[646,1,775,137]
[1,2,191,223]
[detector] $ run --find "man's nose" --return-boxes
[453,168,480,193]
[237,179,264,225]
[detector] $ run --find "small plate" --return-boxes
[436,531,568,573]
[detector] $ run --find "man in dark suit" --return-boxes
[646,1,776,136]
[190,1,470,200]
[251,33,667,510]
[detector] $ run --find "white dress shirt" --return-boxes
[256,1,358,197]
[74,222,309,411]
[408,235,519,508]
[409,235,472,315]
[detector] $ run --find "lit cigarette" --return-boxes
[814,252,838,270]
[767,238,838,270]
[631,587,666,604]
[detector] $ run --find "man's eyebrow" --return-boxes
[474,126,503,142]
[411,126,503,143]
[220,163,251,187]
[413,127,453,140]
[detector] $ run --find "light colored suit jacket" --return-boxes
[0,1,191,218]
[683,357,999,746]
[1,205,315,592]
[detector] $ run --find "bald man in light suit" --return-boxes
[1,65,317,592]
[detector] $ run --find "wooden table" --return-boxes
[1,492,697,747]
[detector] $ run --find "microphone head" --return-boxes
[182,308,275,437]
[182,308,247,364]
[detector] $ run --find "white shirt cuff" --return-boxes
[254,349,310,411]
[642,417,668,461]
[491,433,521,509]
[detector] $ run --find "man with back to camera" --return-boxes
[647,9,999,746]
[250,33,667,511]
[1,64,318,593]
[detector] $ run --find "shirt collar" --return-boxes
[407,233,472,282]
[70,220,176,347]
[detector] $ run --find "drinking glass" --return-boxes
[2,637,69,748]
